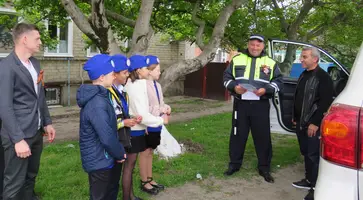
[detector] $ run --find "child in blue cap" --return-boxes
[138,55,171,193]
[124,55,169,196]
[108,54,143,200]
[76,54,126,200]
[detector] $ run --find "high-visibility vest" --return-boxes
[108,87,129,129]
[232,53,276,83]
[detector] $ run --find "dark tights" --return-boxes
[122,153,138,200]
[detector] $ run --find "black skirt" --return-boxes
[126,135,147,154]
[145,131,161,149]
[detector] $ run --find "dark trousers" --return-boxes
[229,99,272,172]
[296,122,320,187]
[1,131,43,200]
[0,136,4,200]
[88,163,122,200]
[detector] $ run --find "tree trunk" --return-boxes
[129,0,155,55]
[279,34,298,74]
[107,29,122,55]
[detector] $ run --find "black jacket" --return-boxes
[293,66,334,129]
[223,49,283,100]
[109,86,132,148]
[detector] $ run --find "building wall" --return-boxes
[39,28,194,105]
[145,34,197,96]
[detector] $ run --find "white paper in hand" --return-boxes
[242,91,260,100]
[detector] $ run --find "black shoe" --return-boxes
[141,180,159,195]
[258,170,274,183]
[304,189,314,200]
[292,179,312,190]
[224,167,239,176]
[148,177,165,190]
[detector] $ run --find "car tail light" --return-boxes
[321,103,360,169]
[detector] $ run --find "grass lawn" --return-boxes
[35,113,301,200]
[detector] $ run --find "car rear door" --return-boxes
[267,39,350,132]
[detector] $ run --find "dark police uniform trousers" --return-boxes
[229,98,272,172]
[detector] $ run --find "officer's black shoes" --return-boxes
[223,167,239,176]
[304,189,314,200]
[292,178,312,190]
[258,170,274,183]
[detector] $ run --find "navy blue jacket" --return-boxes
[77,84,125,173]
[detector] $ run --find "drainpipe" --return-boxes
[67,57,71,107]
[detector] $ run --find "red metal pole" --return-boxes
[202,65,207,98]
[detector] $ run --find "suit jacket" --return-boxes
[0,51,52,144]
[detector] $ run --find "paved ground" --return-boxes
[47,96,304,200]
[151,164,307,200]
[48,96,234,141]
[48,96,291,142]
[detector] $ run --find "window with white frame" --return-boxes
[212,48,228,63]
[44,20,73,57]
[45,87,61,105]
[0,8,17,57]
[87,44,100,57]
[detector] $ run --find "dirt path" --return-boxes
[151,164,307,200]
[48,101,233,142]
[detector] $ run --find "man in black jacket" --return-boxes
[292,47,334,200]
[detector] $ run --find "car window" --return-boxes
[271,42,336,79]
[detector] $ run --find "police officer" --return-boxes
[223,34,282,183]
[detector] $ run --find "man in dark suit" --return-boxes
[0,23,56,200]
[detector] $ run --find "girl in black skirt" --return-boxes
[124,55,169,196]
[109,54,143,200]
[139,55,171,194]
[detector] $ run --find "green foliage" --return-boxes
[0,12,17,49]
[6,0,363,67]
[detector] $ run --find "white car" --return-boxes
[268,39,361,199]
[314,43,363,199]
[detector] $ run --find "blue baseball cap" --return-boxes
[111,54,130,73]
[129,55,148,72]
[146,55,160,66]
[83,54,114,80]
[249,34,265,42]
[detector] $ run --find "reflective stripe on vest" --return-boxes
[232,54,276,81]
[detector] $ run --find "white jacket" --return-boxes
[124,79,164,131]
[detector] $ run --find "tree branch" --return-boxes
[159,0,248,92]
[271,0,288,33]
[306,12,348,40]
[129,0,155,55]
[306,23,326,39]
[289,0,316,34]
[191,0,206,50]
[105,9,136,27]
[90,0,110,52]
[60,0,101,48]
